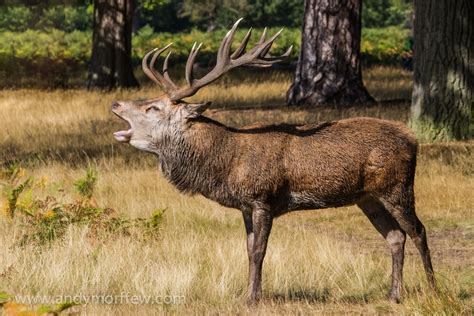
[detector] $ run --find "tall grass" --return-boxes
[0,67,472,314]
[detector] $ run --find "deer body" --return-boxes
[112,20,435,304]
[156,116,416,215]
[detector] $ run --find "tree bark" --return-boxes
[287,0,374,106]
[410,0,473,141]
[87,0,139,89]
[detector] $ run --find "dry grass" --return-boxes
[0,66,473,314]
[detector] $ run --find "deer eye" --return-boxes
[146,106,160,113]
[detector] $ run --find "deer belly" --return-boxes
[287,187,364,211]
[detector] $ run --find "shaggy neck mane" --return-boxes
[154,116,236,202]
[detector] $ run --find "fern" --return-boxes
[6,177,31,218]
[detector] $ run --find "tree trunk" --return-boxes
[287,0,374,106]
[132,0,141,34]
[87,0,139,89]
[410,0,473,141]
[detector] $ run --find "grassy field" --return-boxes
[0,66,473,315]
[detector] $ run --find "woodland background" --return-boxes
[0,0,412,87]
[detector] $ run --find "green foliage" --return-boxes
[0,6,32,31]
[245,0,303,28]
[36,5,92,31]
[138,0,190,33]
[0,292,9,306]
[6,177,31,218]
[0,167,166,247]
[0,0,302,33]
[37,302,79,314]
[0,26,411,64]
[142,0,170,10]
[73,167,97,199]
[362,0,412,28]
[0,0,412,33]
[1,166,32,218]
[142,209,166,238]
[0,25,411,87]
[361,27,412,64]
[177,0,302,31]
[0,29,90,87]
[179,0,250,31]
[0,5,91,32]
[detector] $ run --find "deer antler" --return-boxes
[142,43,178,95]
[141,18,293,102]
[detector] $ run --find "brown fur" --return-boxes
[112,99,436,304]
[175,117,414,212]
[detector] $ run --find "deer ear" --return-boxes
[182,102,211,118]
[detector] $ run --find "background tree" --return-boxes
[87,0,138,89]
[410,0,473,141]
[287,0,374,106]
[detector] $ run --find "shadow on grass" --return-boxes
[269,288,378,304]
[270,288,332,303]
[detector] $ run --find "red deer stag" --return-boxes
[112,19,435,304]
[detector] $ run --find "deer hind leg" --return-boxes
[358,195,406,303]
[379,187,436,289]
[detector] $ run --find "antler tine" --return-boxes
[245,28,283,60]
[257,27,267,45]
[244,45,293,68]
[142,48,160,85]
[281,45,293,57]
[149,43,172,73]
[162,50,177,89]
[185,42,197,86]
[259,28,284,58]
[231,27,252,59]
[231,28,289,69]
[217,18,243,67]
[263,45,294,62]
[185,42,202,86]
[254,45,294,66]
[142,43,176,93]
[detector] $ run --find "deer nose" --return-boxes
[111,101,121,110]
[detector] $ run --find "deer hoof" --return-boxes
[246,295,261,306]
[388,292,401,304]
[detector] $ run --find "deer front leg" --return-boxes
[244,205,273,304]
[242,210,254,263]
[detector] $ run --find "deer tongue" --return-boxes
[113,129,133,142]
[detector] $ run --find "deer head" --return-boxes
[112,19,292,153]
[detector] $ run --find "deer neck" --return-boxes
[155,117,235,198]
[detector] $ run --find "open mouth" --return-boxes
[113,112,133,142]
